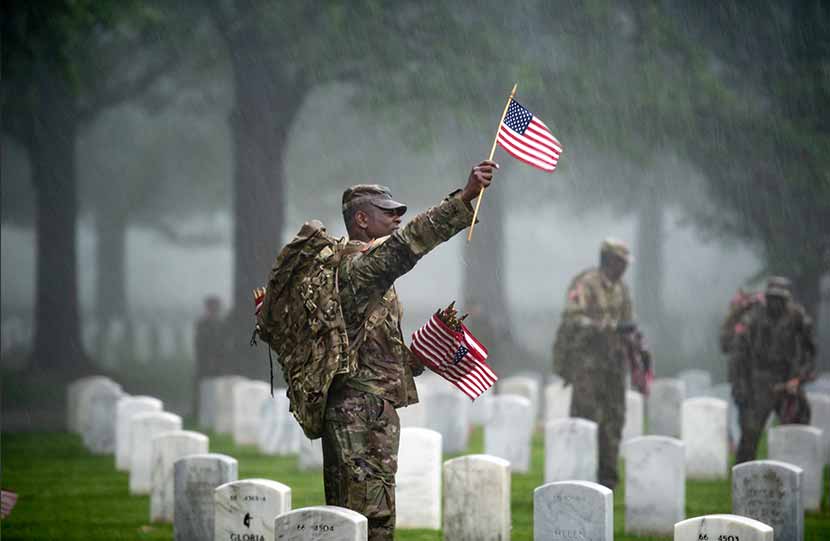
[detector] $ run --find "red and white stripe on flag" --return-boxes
[410,313,497,400]
[1,490,18,518]
[497,98,562,172]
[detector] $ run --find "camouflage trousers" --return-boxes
[735,378,811,464]
[569,366,625,489]
[322,385,400,541]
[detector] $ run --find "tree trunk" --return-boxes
[792,266,826,370]
[93,210,128,360]
[634,189,664,326]
[634,189,666,362]
[29,91,91,377]
[223,27,305,379]
[462,186,516,376]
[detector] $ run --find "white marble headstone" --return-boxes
[623,435,685,535]
[469,390,495,427]
[424,391,471,453]
[622,390,644,442]
[708,383,740,450]
[396,428,442,530]
[129,411,182,494]
[232,380,271,445]
[397,400,427,428]
[545,417,598,484]
[648,378,685,437]
[116,395,163,471]
[258,391,303,455]
[544,380,573,423]
[78,379,125,454]
[674,514,773,541]
[273,505,367,540]
[67,376,120,433]
[676,369,712,399]
[174,453,238,541]
[443,455,511,541]
[150,430,209,522]
[485,394,534,473]
[215,479,291,541]
[682,397,728,479]
[533,481,613,541]
[732,460,803,541]
[498,375,541,420]
[213,375,248,434]
[807,392,830,464]
[198,377,221,430]
[298,437,324,471]
[767,424,823,512]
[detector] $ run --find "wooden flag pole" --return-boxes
[467,83,518,242]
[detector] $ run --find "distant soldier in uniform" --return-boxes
[731,276,817,464]
[193,295,225,415]
[324,160,498,541]
[552,239,635,490]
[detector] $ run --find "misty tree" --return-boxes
[677,0,830,327]
[1,1,184,376]
[204,1,511,373]
[78,103,229,349]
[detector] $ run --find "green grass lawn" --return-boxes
[1,427,828,540]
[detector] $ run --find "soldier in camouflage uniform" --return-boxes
[731,276,816,464]
[552,239,634,489]
[323,160,498,541]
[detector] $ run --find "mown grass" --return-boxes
[1,426,828,541]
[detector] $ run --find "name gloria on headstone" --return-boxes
[215,479,291,541]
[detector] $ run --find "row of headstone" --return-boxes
[67,376,125,453]
[173,457,369,541]
[441,451,778,541]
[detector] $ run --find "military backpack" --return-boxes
[255,220,359,439]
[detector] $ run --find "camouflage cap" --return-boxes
[341,184,407,215]
[600,238,633,263]
[765,275,792,299]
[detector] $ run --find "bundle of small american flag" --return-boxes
[1,490,18,519]
[410,303,497,400]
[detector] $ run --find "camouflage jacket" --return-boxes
[335,193,474,407]
[730,301,816,388]
[553,268,633,381]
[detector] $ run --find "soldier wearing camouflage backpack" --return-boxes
[256,160,497,541]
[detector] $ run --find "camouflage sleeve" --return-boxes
[343,194,473,302]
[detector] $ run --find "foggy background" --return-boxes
[3,1,828,421]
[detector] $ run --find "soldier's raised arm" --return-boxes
[341,161,497,302]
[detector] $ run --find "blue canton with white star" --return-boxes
[503,100,533,134]
[452,345,468,364]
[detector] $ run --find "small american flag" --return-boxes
[497,99,563,172]
[410,313,497,400]
[1,490,18,518]
[253,287,266,315]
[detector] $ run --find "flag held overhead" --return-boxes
[467,84,563,240]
